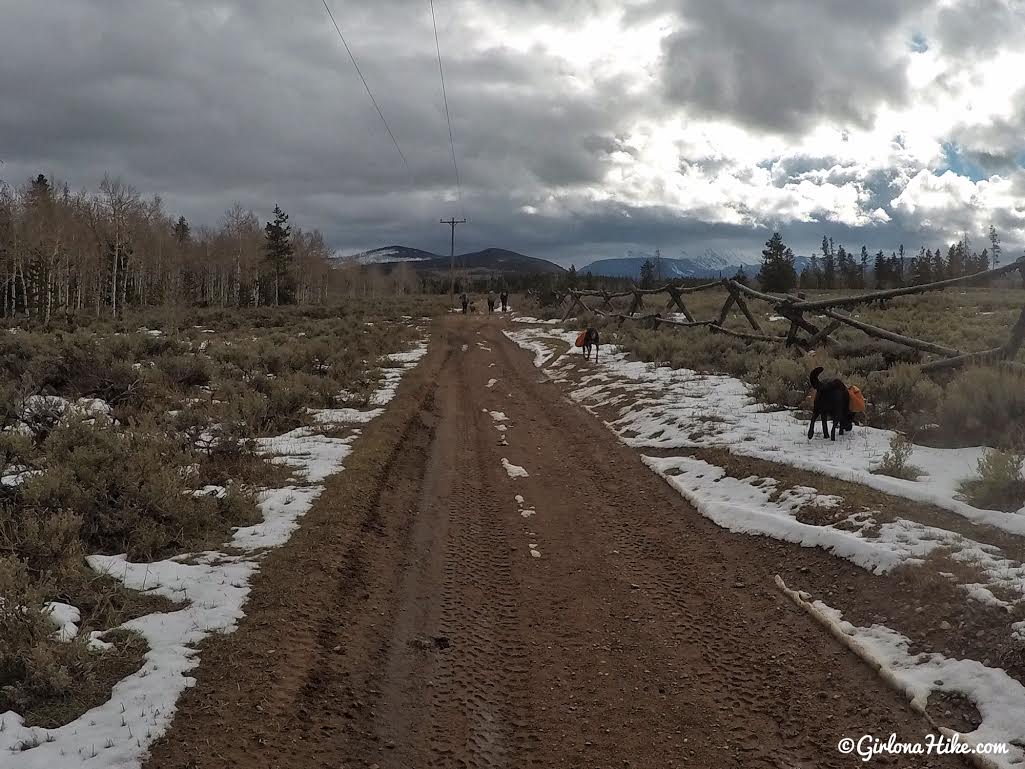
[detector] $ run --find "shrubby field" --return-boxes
[0,298,440,730]
[538,286,1025,511]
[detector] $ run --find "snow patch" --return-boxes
[502,458,529,478]
[0,336,429,768]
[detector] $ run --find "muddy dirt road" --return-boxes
[147,316,956,769]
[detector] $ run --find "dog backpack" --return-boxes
[575,331,587,348]
[848,385,866,413]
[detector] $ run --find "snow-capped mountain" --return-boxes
[335,246,437,265]
[578,250,811,280]
[331,245,565,275]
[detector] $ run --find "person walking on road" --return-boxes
[460,293,469,314]
[487,292,496,315]
[500,289,509,313]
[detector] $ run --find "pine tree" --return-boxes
[173,216,191,245]
[977,248,990,273]
[913,247,931,285]
[859,246,869,289]
[836,245,850,288]
[946,242,963,278]
[567,264,577,288]
[757,232,797,291]
[263,205,294,306]
[639,259,655,289]
[887,254,900,287]
[932,248,945,281]
[989,225,1002,269]
[808,254,822,289]
[822,250,837,289]
[873,250,887,288]
[28,174,52,209]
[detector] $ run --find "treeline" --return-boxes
[758,228,1015,292]
[0,173,337,321]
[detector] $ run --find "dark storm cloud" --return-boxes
[660,0,928,134]
[0,0,643,254]
[2,0,1024,265]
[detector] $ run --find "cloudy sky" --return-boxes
[3,0,1025,266]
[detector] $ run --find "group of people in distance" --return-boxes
[460,290,509,315]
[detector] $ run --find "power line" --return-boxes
[320,0,411,177]
[444,217,469,307]
[429,0,463,216]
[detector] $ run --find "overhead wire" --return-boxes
[428,0,465,225]
[320,0,412,178]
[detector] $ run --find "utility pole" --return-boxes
[441,217,466,307]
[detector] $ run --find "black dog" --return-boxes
[808,366,854,441]
[582,328,599,362]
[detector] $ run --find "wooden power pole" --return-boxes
[441,217,466,306]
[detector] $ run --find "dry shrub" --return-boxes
[156,354,212,390]
[871,434,923,480]
[753,357,808,407]
[20,417,257,559]
[937,367,1025,449]
[0,556,124,723]
[958,450,1025,512]
[0,507,84,579]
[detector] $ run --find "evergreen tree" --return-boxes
[808,254,822,289]
[639,259,655,289]
[757,232,797,291]
[873,250,887,288]
[977,248,990,273]
[946,242,963,278]
[567,264,577,288]
[173,216,191,245]
[263,204,294,306]
[733,266,750,286]
[887,254,900,287]
[989,225,1002,269]
[28,174,52,209]
[818,236,835,289]
[913,247,931,285]
[932,248,945,281]
[822,250,837,289]
[859,246,869,289]
[835,245,847,288]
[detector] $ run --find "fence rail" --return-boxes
[560,257,1025,374]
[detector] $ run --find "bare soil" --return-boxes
[145,316,960,769]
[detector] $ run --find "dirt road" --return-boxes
[147,316,957,769]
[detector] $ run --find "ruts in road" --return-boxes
[146,315,957,769]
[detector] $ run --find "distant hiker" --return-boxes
[500,290,509,312]
[487,293,496,315]
[460,293,469,314]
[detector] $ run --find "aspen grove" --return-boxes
[0,174,338,320]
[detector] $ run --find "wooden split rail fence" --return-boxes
[561,257,1025,373]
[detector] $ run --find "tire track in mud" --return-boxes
[412,326,535,769]
[485,322,959,768]
[147,318,961,769]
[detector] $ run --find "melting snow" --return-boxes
[0,334,430,768]
[502,458,529,478]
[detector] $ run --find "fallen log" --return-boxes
[787,257,1025,312]
[817,310,961,358]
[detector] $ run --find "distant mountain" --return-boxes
[334,245,565,276]
[339,246,439,265]
[579,250,812,280]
